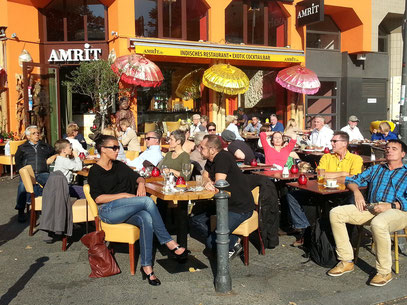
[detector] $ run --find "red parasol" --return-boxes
[276,65,320,95]
[111,54,163,87]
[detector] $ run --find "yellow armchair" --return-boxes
[0,140,26,179]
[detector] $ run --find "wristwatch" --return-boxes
[391,202,397,209]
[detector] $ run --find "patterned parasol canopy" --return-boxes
[202,64,249,95]
[111,54,163,87]
[276,65,320,95]
[175,68,204,100]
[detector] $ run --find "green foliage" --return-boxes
[0,131,16,140]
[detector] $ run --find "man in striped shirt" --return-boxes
[328,139,407,287]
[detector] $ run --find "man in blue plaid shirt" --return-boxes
[327,139,407,287]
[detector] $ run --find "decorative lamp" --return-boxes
[18,49,33,72]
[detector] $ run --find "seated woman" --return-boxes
[65,123,88,155]
[159,130,192,180]
[260,131,297,169]
[179,122,195,154]
[87,135,187,286]
[118,118,141,152]
[371,121,398,141]
[225,115,244,141]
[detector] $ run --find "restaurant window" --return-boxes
[225,0,287,47]
[135,0,208,41]
[306,80,339,129]
[378,27,388,53]
[42,0,107,42]
[306,15,340,50]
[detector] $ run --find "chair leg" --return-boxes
[257,228,265,255]
[62,236,67,251]
[29,207,36,236]
[394,232,399,274]
[243,236,249,266]
[10,162,13,179]
[129,243,135,275]
[354,226,363,264]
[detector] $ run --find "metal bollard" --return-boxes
[214,179,231,293]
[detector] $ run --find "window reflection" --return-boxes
[67,0,85,41]
[267,1,286,47]
[45,0,64,41]
[135,0,158,37]
[163,0,182,38]
[187,0,208,41]
[87,1,106,41]
[225,1,243,44]
[247,2,264,45]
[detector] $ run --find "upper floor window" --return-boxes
[42,0,107,42]
[225,0,287,47]
[378,26,388,53]
[135,0,208,41]
[306,15,340,50]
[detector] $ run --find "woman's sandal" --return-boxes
[170,245,190,263]
[140,267,161,286]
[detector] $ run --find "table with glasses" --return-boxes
[238,163,275,171]
[252,170,316,181]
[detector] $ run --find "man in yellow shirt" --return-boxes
[287,131,363,246]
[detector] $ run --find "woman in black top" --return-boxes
[88,135,187,286]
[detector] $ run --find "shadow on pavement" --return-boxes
[0,256,49,305]
[0,215,28,247]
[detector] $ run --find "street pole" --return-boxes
[399,0,407,142]
[214,179,232,293]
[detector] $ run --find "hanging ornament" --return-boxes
[108,49,116,64]
[18,49,33,72]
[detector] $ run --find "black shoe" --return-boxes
[43,233,63,244]
[170,245,190,263]
[140,267,161,286]
[17,209,26,223]
[229,243,243,261]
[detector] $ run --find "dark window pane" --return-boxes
[306,115,336,129]
[314,81,337,97]
[306,32,340,50]
[67,0,85,41]
[44,0,64,41]
[187,0,208,41]
[268,1,286,47]
[135,0,158,37]
[307,98,337,117]
[87,1,106,41]
[378,36,387,53]
[307,15,340,32]
[247,2,264,45]
[225,0,243,44]
[163,0,182,38]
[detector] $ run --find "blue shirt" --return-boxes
[345,164,407,210]
[244,122,263,133]
[271,122,284,132]
[371,131,398,141]
[126,145,163,170]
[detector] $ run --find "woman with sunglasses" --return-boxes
[88,135,188,286]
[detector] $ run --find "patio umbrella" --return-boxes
[276,65,320,95]
[202,64,249,95]
[111,54,163,87]
[175,68,204,100]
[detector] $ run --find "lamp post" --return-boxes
[214,179,232,293]
[400,0,407,143]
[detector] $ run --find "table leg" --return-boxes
[175,200,189,249]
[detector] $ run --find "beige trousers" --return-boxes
[330,205,407,274]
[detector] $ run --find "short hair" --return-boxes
[238,107,244,112]
[119,118,131,127]
[270,114,278,119]
[260,126,269,133]
[251,116,259,120]
[66,123,79,137]
[379,121,391,133]
[192,114,201,120]
[95,135,117,154]
[387,139,407,153]
[101,127,115,137]
[194,131,207,146]
[171,129,186,146]
[226,115,237,126]
[203,134,223,152]
[54,139,70,154]
[179,121,190,132]
[146,130,161,140]
[314,115,325,122]
[25,125,38,136]
[200,115,209,124]
[333,131,349,143]
[207,122,216,129]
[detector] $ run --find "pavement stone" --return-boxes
[1,177,407,305]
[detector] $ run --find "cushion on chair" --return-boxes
[232,211,258,236]
[101,222,140,243]
[72,199,94,223]
[0,155,13,165]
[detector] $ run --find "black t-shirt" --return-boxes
[88,160,141,201]
[227,140,255,165]
[205,150,254,214]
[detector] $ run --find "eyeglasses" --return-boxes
[145,137,157,141]
[330,139,345,143]
[208,128,216,132]
[103,145,120,151]
[31,132,40,135]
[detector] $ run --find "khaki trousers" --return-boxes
[330,205,407,274]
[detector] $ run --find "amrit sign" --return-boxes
[296,0,324,27]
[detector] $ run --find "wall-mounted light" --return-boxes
[11,33,17,39]
[111,31,118,37]
[0,26,7,40]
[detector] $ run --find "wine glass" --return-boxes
[182,163,192,179]
[161,165,169,178]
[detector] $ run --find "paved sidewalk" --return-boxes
[1,178,407,305]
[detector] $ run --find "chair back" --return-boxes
[251,186,260,206]
[83,184,99,219]
[165,121,181,133]
[19,165,36,193]
[144,122,157,133]
[10,140,26,155]
[125,150,139,161]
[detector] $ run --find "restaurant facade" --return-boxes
[0,0,372,144]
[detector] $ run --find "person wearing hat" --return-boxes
[341,115,364,142]
[221,130,255,165]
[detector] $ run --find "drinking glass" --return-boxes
[195,175,203,187]
[161,165,169,178]
[317,168,325,185]
[182,163,192,178]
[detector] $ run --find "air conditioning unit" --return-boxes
[357,53,366,61]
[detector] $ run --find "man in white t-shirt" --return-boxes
[190,114,202,138]
[341,115,364,142]
[307,115,334,149]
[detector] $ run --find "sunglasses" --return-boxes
[208,128,216,131]
[103,145,120,151]
[330,139,345,143]
[145,137,157,141]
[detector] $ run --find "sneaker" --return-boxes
[17,209,26,223]
[229,243,243,261]
[327,261,354,277]
[369,273,392,287]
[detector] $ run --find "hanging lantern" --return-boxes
[18,49,33,72]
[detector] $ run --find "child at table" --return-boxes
[53,139,85,198]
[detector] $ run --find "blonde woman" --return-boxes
[66,123,87,155]
[371,121,398,141]
[119,118,141,152]
[179,122,195,154]
[225,115,244,141]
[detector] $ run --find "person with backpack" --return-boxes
[328,139,407,287]
[286,131,363,246]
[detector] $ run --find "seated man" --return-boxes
[126,131,163,170]
[270,114,284,132]
[307,115,334,149]
[328,139,407,287]
[287,131,363,246]
[221,130,255,165]
[244,116,262,134]
[341,115,364,142]
[190,135,255,259]
[15,125,56,222]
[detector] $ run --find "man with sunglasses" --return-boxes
[15,125,56,222]
[126,131,163,170]
[286,131,363,246]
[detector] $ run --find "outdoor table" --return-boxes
[83,158,98,165]
[361,155,386,167]
[252,170,316,181]
[286,180,348,195]
[238,163,274,171]
[145,181,215,249]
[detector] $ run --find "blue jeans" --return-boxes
[286,190,311,229]
[98,196,172,267]
[69,185,85,199]
[190,205,253,251]
[15,172,49,210]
